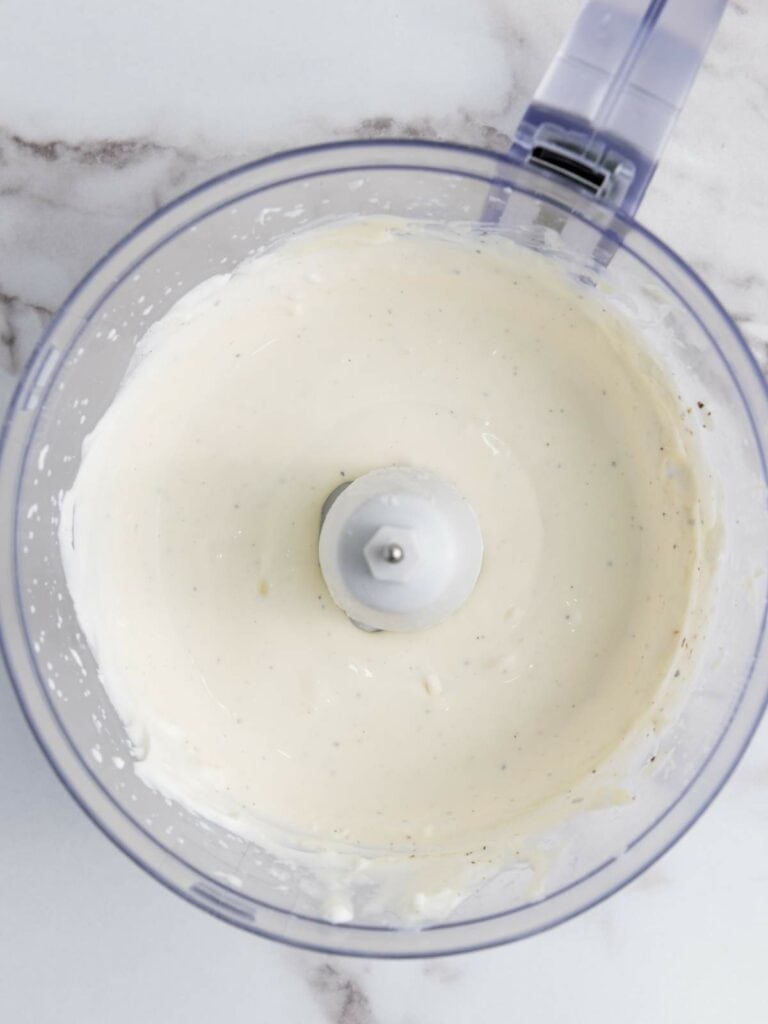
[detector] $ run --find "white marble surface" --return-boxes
[1,0,767,1020]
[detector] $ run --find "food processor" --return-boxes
[2,0,767,957]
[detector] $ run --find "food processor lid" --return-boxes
[318,467,483,632]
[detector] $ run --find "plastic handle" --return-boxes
[511,0,727,216]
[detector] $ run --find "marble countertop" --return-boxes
[1,1,767,1020]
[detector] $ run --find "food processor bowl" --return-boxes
[2,139,768,956]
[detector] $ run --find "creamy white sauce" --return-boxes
[61,217,711,918]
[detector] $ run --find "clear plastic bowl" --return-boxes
[2,140,767,957]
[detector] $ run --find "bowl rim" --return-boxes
[2,137,767,957]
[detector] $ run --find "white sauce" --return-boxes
[61,218,711,918]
